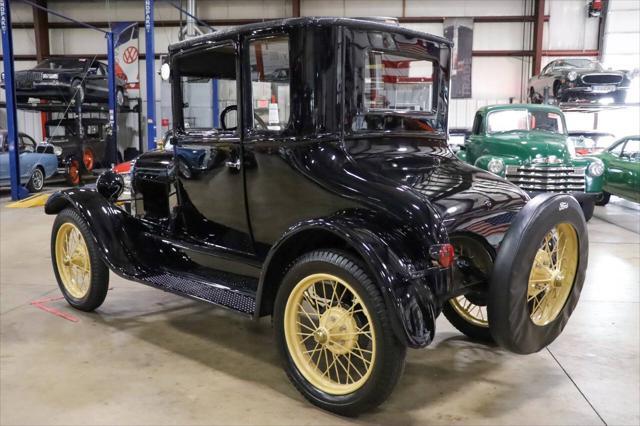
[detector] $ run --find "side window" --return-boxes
[175,42,238,132]
[97,63,107,76]
[609,141,625,157]
[621,138,640,161]
[249,35,290,132]
[19,135,35,152]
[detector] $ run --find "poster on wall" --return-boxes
[113,22,140,98]
[444,18,473,99]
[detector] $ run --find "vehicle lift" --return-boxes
[1,0,120,200]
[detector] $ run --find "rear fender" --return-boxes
[44,188,146,277]
[255,212,446,348]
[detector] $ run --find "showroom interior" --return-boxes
[0,0,639,424]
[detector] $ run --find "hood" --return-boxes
[486,131,572,164]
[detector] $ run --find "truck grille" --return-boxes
[505,165,585,192]
[581,73,623,85]
[15,71,43,89]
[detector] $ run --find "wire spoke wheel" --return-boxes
[55,222,91,299]
[527,223,578,326]
[284,273,376,395]
[450,295,488,327]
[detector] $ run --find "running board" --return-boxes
[138,271,257,315]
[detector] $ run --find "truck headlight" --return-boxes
[587,159,605,177]
[568,71,578,81]
[488,158,505,175]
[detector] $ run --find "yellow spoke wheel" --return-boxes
[55,222,92,299]
[450,295,488,327]
[284,273,376,395]
[527,223,578,326]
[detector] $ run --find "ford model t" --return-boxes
[45,18,589,415]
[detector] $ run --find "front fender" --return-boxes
[45,188,147,277]
[256,211,446,348]
[573,156,605,193]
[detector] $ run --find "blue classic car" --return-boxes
[0,130,59,192]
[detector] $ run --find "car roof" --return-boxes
[476,103,564,115]
[169,16,452,53]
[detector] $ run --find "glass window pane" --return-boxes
[177,43,237,132]
[364,51,433,113]
[249,36,290,132]
[622,138,640,161]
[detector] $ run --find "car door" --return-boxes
[84,61,107,101]
[603,139,627,195]
[171,39,258,275]
[618,137,640,202]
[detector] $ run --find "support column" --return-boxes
[532,0,545,76]
[32,0,49,61]
[145,0,157,150]
[106,32,118,165]
[292,0,300,17]
[1,0,28,200]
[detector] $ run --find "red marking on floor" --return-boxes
[30,296,80,323]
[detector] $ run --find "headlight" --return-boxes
[568,71,578,81]
[487,158,505,175]
[51,145,63,156]
[587,159,605,177]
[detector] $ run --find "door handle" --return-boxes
[225,159,241,170]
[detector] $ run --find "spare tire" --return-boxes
[488,193,588,354]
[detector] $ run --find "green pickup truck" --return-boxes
[595,136,640,205]
[458,104,604,220]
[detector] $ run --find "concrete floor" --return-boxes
[1,193,638,426]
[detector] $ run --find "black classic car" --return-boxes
[44,18,589,416]
[528,58,636,104]
[8,57,127,106]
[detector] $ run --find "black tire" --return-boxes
[595,192,611,206]
[116,88,126,107]
[273,250,406,416]
[580,199,595,222]
[26,167,45,193]
[488,194,588,354]
[51,208,109,311]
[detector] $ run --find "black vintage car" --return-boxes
[44,18,589,416]
[9,57,127,106]
[528,58,636,104]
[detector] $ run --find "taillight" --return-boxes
[430,243,455,268]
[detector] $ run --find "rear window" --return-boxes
[363,50,434,113]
